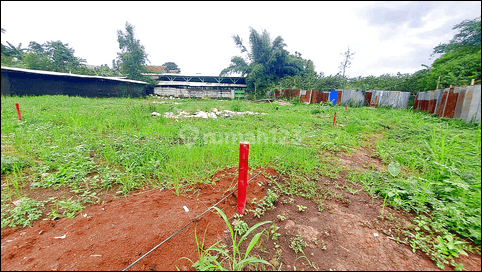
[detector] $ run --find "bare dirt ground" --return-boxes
[1,152,481,271]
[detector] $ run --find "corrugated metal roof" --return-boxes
[157,81,246,87]
[1,66,149,85]
[145,73,245,79]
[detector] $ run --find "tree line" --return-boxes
[221,16,480,95]
[2,17,480,94]
[1,22,180,85]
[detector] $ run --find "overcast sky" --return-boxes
[1,1,481,77]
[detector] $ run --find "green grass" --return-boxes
[1,95,481,265]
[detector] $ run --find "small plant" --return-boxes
[58,198,83,218]
[183,224,220,271]
[1,197,45,228]
[276,214,286,221]
[297,205,307,212]
[184,207,273,271]
[234,220,249,235]
[290,234,308,254]
[270,223,281,240]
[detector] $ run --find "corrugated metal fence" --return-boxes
[274,89,409,108]
[274,85,481,123]
[414,84,481,123]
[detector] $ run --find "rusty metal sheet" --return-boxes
[421,100,429,112]
[336,91,342,105]
[311,90,320,104]
[300,90,310,103]
[365,92,372,106]
[436,90,448,117]
[320,92,329,103]
[413,92,420,109]
[443,88,458,118]
[290,89,301,100]
[453,87,466,119]
[428,99,437,114]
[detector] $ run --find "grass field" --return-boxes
[1,95,481,268]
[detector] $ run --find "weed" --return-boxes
[184,207,272,271]
[234,220,249,235]
[1,197,45,228]
[290,234,308,254]
[297,205,307,212]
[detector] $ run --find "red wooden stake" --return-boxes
[345,106,347,110]
[15,103,22,121]
[333,112,337,126]
[237,141,250,215]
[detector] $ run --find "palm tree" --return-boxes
[221,27,305,91]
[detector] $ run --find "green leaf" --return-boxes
[388,161,401,177]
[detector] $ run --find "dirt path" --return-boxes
[1,167,268,271]
[1,165,480,271]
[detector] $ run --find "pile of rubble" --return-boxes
[149,94,181,100]
[152,101,181,105]
[151,108,266,119]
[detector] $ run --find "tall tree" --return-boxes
[116,21,150,82]
[339,46,355,79]
[433,16,481,54]
[21,40,85,73]
[162,62,181,72]
[221,27,307,91]
[422,16,482,90]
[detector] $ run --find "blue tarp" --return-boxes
[329,90,338,105]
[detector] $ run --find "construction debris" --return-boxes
[151,108,266,119]
[152,101,181,105]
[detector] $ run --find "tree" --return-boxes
[116,21,151,82]
[1,28,27,66]
[339,46,355,79]
[433,16,481,54]
[419,16,482,90]
[22,40,85,73]
[221,27,308,92]
[162,62,181,73]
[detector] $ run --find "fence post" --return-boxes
[237,141,250,215]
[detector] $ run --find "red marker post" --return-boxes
[237,141,250,215]
[15,103,22,121]
[333,112,337,126]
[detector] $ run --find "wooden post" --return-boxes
[471,79,475,86]
[436,76,441,90]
